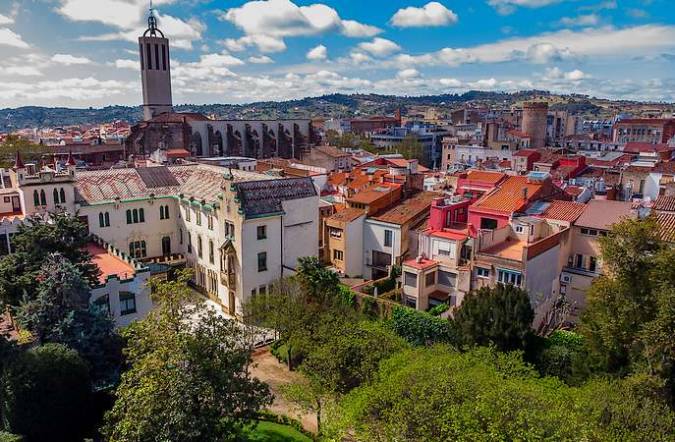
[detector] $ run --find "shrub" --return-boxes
[428,303,449,316]
[387,306,459,347]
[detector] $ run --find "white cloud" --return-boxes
[197,52,245,67]
[392,25,675,67]
[349,52,371,64]
[306,44,327,61]
[390,2,458,28]
[488,0,563,15]
[220,0,380,53]
[439,77,462,88]
[564,69,586,81]
[0,28,29,48]
[0,66,42,77]
[397,68,420,79]
[543,67,587,81]
[248,55,274,64]
[0,14,13,26]
[51,53,93,65]
[57,1,204,49]
[0,77,136,104]
[559,14,599,27]
[357,38,401,57]
[114,59,138,69]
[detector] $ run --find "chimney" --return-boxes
[522,187,528,200]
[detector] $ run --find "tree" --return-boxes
[454,284,534,352]
[0,135,47,169]
[14,254,122,387]
[579,217,674,398]
[537,330,589,385]
[328,346,675,441]
[397,134,425,164]
[296,256,340,302]
[387,306,459,347]
[0,213,98,308]
[103,271,272,442]
[0,344,92,442]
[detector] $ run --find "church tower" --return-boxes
[139,6,173,121]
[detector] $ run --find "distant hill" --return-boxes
[0,90,647,131]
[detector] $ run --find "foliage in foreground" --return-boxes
[102,272,272,442]
[0,344,91,442]
[328,346,675,441]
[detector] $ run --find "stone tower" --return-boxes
[521,101,548,149]
[139,6,173,121]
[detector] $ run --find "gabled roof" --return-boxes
[539,200,586,223]
[370,192,437,225]
[327,207,365,223]
[655,212,675,243]
[576,199,634,230]
[315,145,350,158]
[472,175,545,213]
[624,142,673,154]
[235,177,317,218]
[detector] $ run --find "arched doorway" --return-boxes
[161,236,171,256]
[190,132,203,156]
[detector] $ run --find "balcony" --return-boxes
[220,270,236,289]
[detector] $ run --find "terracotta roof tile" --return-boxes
[370,192,437,225]
[539,200,586,223]
[327,207,364,223]
[86,243,135,284]
[473,175,543,213]
[653,196,675,212]
[464,170,506,184]
[655,212,675,243]
[576,200,635,230]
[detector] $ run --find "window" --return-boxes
[580,228,598,236]
[575,254,583,268]
[187,233,192,254]
[438,270,457,287]
[129,241,147,259]
[480,217,498,230]
[160,205,170,220]
[497,269,522,286]
[207,215,213,230]
[196,210,202,226]
[333,249,343,261]
[40,189,46,206]
[329,228,342,238]
[197,236,203,258]
[99,212,110,228]
[139,208,145,223]
[384,229,393,247]
[425,272,436,287]
[209,240,214,264]
[119,292,137,315]
[53,188,59,205]
[60,188,66,203]
[257,225,267,240]
[93,294,110,315]
[259,285,267,295]
[225,222,235,240]
[185,207,191,222]
[515,225,524,234]
[179,228,183,244]
[476,267,490,278]
[104,212,110,227]
[33,190,40,207]
[257,252,267,272]
[126,209,132,224]
[589,256,597,272]
[404,272,417,288]
[132,209,139,223]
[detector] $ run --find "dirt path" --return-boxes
[250,347,318,434]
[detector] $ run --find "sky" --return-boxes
[0,0,674,108]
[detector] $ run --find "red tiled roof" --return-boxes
[464,170,506,185]
[513,149,539,158]
[327,207,364,223]
[653,195,675,212]
[576,200,635,230]
[370,192,437,225]
[473,175,543,213]
[315,145,351,158]
[655,212,675,243]
[565,186,584,197]
[540,200,586,223]
[167,148,190,159]
[624,142,673,154]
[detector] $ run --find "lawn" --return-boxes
[243,421,312,442]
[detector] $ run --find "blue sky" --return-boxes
[0,0,673,108]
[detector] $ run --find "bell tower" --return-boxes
[139,4,173,121]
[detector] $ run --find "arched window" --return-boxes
[33,190,40,207]
[40,190,46,206]
[132,209,139,224]
[197,236,203,258]
[179,228,183,244]
[99,212,105,228]
[104,212,110,227]
[208,240,214,264]
[53,188,59,205]
[159,206,164,220]
[164,205,169,219]
[126,209,132,224]
[139,208,145,223]
[60,188,66,203]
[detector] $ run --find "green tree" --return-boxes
[0,135,47,169]
[0,213,98,308]
[397,134,425,164]
[0,343,91,442]
[14,254,122,387]
[296,256,340,302]
[579,217,674,397]
[103,271,272,442]
[454,284,534,352]
[328,346,675,441]
[387,306,459,347]
[537,330,589,385]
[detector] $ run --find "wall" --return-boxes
[362,220,401,279]
[90,270,152,328]
[525,242,560,309]
[345,216,364,277]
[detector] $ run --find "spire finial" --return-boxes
[144,0,164,37]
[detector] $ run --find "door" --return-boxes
[228,291,236,316]
[161,236,171,256]
[11,196,20,211]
